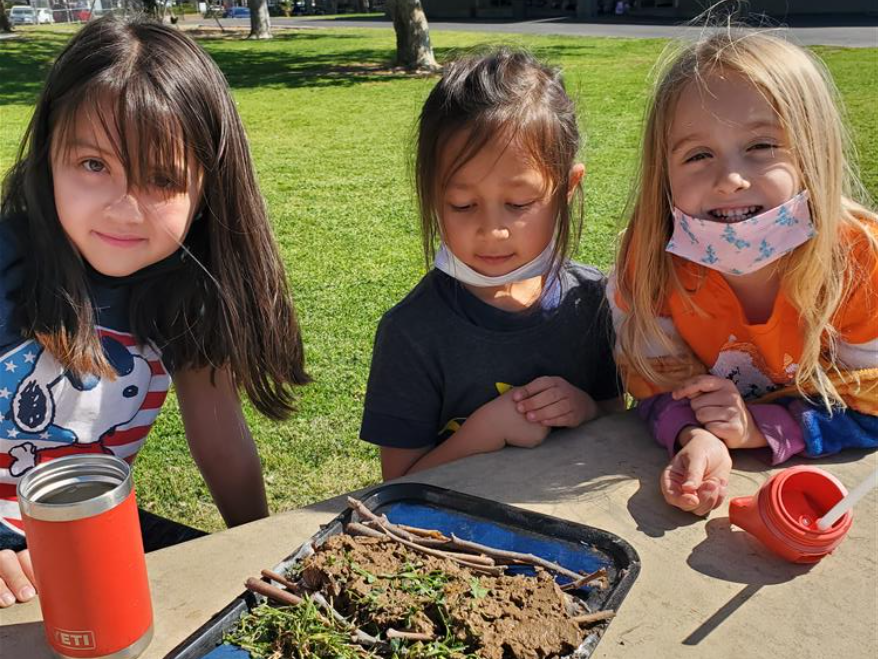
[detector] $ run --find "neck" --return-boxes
[721,264,781,324]
[464,275,545,312]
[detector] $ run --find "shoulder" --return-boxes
[0,215,26,275]
[562,261,607,300]
[0,216,28,350]
[378,271,447,332]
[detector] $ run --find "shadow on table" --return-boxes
[680,517,815,645]
[0,621,52,657]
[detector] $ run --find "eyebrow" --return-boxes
[670,119,782,154]
[60,139,115,156]
[446,177,544,192]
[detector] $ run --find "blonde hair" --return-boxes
[615,29,878,409]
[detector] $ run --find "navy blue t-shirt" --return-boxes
[360,263,621,449]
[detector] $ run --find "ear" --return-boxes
[567,163,586,201]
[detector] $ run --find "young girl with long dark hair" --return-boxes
[0,16,309,605]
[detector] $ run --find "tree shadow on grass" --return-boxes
[0,31,70,105]
[203,31,440,90]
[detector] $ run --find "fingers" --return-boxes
[660,464,701,511]
[672,375,731,400]
[0,549,36,607]
[516,386,563,416]
[691,479,727,516]
[688,390,736,411]
[512,377,558,404]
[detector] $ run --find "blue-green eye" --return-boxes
[81,158,106,173]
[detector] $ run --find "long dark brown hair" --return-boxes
[415,47,584,274]
[1,15,309,419]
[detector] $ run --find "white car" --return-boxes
[10,6,55,25]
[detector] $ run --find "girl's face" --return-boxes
[440,133,582,277]
[667,71,801,223]
[50,111,202,277]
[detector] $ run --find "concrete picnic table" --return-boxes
[2,411,877,658]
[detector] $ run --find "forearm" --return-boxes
[189,428,269,527]
[405,409,504,476]
[176,367,269,527]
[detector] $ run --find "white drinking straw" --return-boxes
[816,467,878,531]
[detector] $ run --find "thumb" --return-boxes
[681,452,707,493]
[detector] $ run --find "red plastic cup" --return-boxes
[728,465,853,563]
[17,454,153,659]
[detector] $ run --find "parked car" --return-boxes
[223,6,251,18]
[10,6,35,25]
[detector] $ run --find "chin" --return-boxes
[87,261,141,278]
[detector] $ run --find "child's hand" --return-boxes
[512,376,598,427]
[481,391,550,449]
[0,548,36,607]
[661,427,732,516]
[672,375,765,449]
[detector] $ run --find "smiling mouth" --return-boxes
[95,231,146,247]
[708,206,763,223]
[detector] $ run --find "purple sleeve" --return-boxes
[637,393,699,457]
[747,404,806,465]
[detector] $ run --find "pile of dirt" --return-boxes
[298,534,584,659]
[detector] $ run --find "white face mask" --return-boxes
[434,240,556,287]
[666,191,816,276]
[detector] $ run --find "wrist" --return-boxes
[465,401,507,451]
[676,425,701,448]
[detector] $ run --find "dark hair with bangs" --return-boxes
[415,47,584,274]
[1,15,309,419]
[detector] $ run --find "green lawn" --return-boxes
[1,26,876,531]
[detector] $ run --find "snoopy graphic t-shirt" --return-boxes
[0,219,172,541]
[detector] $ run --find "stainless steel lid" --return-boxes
[17,454,132,522]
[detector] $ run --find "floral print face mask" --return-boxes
[666,191,816,276]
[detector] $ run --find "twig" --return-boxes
[347,498,504,576]
[396,523,450,541]
[261,569,300,592]
[386,628,436,641]
[560,567,609,592]
[572,610,616,625]
[449,534,581,581]
[246,577,303,607]
[347,522,386,539]
[347,523,495,566]
[311,592,381,646]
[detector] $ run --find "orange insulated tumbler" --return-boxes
[17,454,153,659]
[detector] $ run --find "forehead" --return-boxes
[52,99,197,176]
[670,71,780,137]
[441,131,548,190]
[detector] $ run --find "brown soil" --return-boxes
[298,534,585,659]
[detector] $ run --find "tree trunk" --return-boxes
[248,0,272,39]
[387,0,438,71]
[0,2,13,33]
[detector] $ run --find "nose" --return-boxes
[715,160,751,195]
[477,206,510,240]
[104,191,145,224]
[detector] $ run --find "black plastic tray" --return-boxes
[165,483,640,659]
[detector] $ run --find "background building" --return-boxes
[421,0,876,19]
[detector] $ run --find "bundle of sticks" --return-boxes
[244,496,616,647]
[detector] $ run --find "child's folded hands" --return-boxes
[512,376,599,427]
[673,375,767,449]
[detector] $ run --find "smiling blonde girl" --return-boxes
[610,31,878,516]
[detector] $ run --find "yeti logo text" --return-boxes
[54,629,96,650]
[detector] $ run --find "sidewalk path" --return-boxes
[210,15,878,48]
